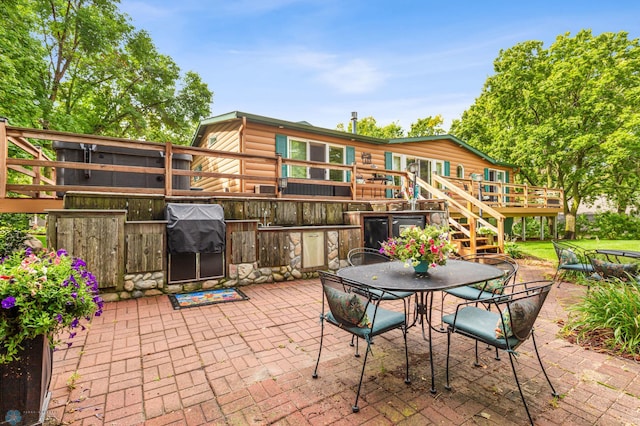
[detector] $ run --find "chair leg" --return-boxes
[507,350,535,425]
[403,326,411,385]
[354,336,360,358]
[312,316,325,379]
[531,331,559,397]
[474,340,481,367]
[444,329,452,390]
[352,339,373,413]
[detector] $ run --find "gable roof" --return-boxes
[192,111,514,168]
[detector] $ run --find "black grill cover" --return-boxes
[166,203,225,254]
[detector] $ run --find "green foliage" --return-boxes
[0,229,29,258]
[0,214,30,230]
[563,280,640,357]
[504,241,524,259]
[576,212,640,240]
[452,30,640,234]
[0,248,104,363]
[516,239,640,262]
[336,114,446,138]
[1,0,213,143]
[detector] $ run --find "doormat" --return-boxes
[168,288,249,310]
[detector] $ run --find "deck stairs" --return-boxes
[414,174,504,256]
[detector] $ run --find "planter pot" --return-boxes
[0,335,53,426]
[413,260,431,274]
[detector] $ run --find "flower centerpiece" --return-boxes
[0,248,104,364]
[379,225,456,272]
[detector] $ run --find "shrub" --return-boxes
[0,229,29,258]
[563,280,640,357]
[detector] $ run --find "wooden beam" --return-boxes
[0,198,64,213]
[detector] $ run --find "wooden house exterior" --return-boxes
[191,111,516,200]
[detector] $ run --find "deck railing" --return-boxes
[0,120,563,214]
[0,121,412,212]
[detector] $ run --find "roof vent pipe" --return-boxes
[351,111,358,134]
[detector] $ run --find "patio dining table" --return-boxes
[337,259,503,393]
[594,249,640,260]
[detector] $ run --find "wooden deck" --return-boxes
[0,121,563,220]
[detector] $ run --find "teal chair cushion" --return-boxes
[445,285,492,301]
[326,304,406,338]
[442,307,521,350]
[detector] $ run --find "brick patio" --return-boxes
[45,260,640,425]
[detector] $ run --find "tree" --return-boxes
[451,30,640,238]
[337,114,445,138]
[1,0,213,144]
[407,115,446,137]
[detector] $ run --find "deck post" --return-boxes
[164,142,173,196]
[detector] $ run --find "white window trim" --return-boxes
[287,137,346,181]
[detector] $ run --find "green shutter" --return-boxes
[444,161,450,177]
[345,146,355,181]
[384,152,393,198]
[505,171,510,194]
[484,167,489,193]
[275,134,288,177]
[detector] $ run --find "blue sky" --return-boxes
[119,0,640,132]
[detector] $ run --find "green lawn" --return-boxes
[517,239,640,262]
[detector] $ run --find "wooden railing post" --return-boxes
[276,154,283,198]
[352,163,357,200]
[0,118,7,199]
[165,142,173,196]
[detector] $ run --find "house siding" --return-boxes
[194,116,514,195]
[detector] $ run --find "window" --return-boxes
[391,154,444,197]
[287,138,346,181]
[193,164,202,182]
[457,165,464,179]
[328,146,345,181]
[208,135,217,147]
[289,139,308,178]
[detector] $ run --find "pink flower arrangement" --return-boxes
[379,225,455,268]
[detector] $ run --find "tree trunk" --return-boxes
[563,212,576,240]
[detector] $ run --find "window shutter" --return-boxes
[275,134,288,177]
[346,146,355,181]
[444,161,450,177]
[505,171,510,194]
[484,167,489,192]
[384,152,393,198]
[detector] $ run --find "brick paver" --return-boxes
[45,260,640,425]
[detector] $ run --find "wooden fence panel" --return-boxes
[125,221,165,273]
[48,210,125,290]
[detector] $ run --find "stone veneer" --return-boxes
[102,230,345,302]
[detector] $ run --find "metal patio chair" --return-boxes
[312,271,411,413]
[586,250,640,283]
[441,253,518,360]
[442,281,559,425]
[347,247,415,301]
[552,239,595,286]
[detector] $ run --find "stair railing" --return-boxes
[414,174,505,254]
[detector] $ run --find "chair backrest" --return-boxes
[498,281,552,341]
[552,239,587,265]
[586,251,640,282]
[319,271,376,329]
[459,253,519,288]
[347,247,391,267]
